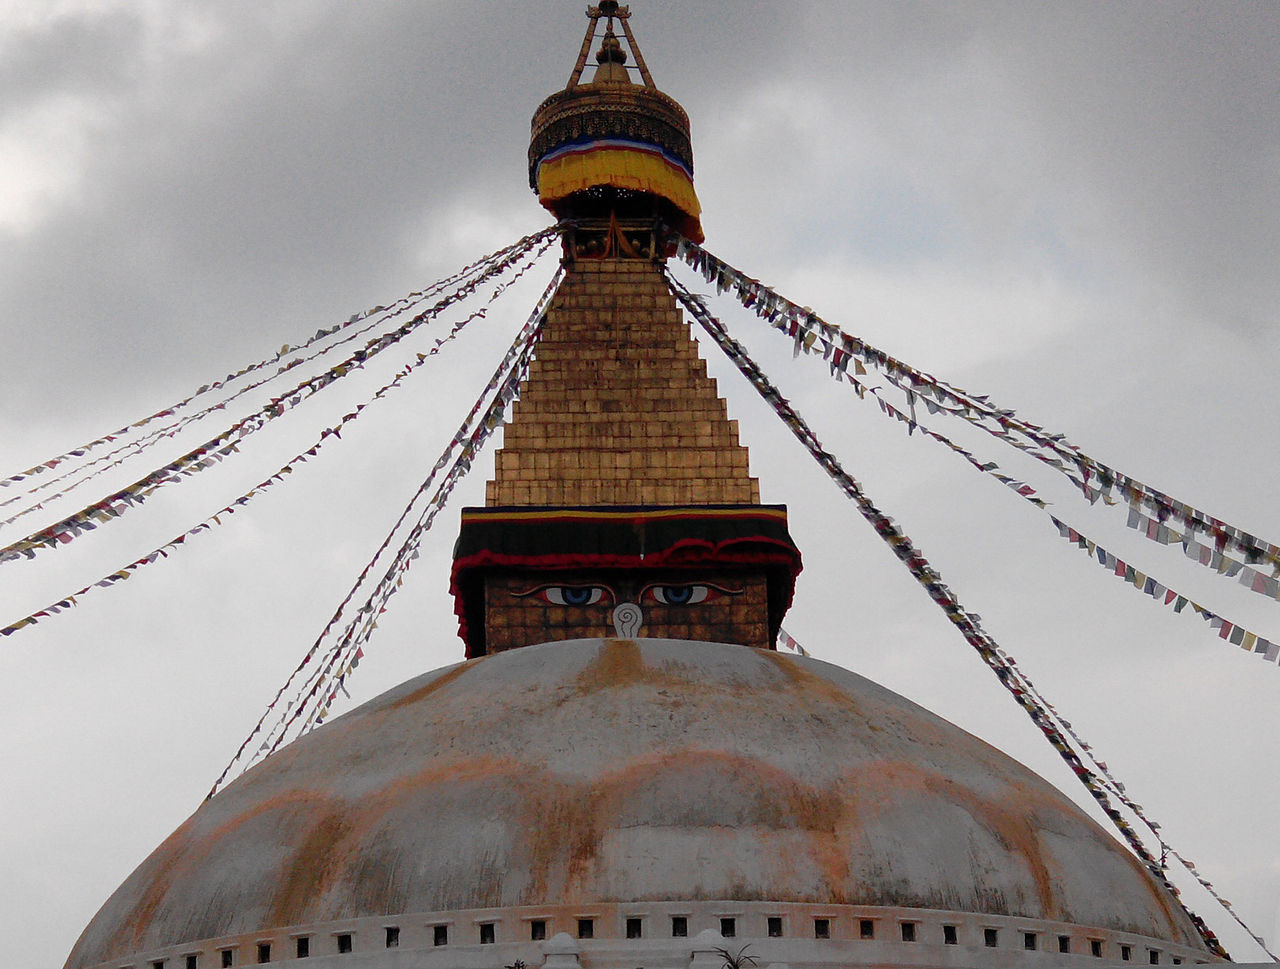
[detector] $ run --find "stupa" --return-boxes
[65,6,1219,968]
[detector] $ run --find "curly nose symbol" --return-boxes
[612,602,643,639]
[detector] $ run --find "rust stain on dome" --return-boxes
[574,637,649,693]
[271,754,537,921]
[517,777,605,904]
[762,646,868,715]
[267,805,354,926]
[514,746,860,907]
[571,637,720,696]
[386,657,480,710]
[921,765,1058,913]
[93,815,199,958]
[91,787,338,959]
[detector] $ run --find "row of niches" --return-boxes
[91,901,1217,969]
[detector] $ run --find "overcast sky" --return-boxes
[1,3,1277,966]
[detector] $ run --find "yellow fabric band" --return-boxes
[537,147,702,224]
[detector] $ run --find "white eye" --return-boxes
[545,586,606,606]
[649,585,710,605]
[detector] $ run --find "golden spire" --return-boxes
[529,2,703,242]
[450,6,800,658]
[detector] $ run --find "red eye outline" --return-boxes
[512,585,615,606]
[641,583,742,605]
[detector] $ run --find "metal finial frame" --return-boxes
[567,8,603,88]
[616,8,655,88]
[568,4,655,90]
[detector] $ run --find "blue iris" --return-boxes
[561,587,597,606]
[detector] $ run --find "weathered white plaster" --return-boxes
[68,641,1216,969]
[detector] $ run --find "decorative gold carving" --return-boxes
[529,86,693,189]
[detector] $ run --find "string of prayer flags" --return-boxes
[2,243,558,641]
[1050,516,1279,667]
[292,310,545,740]
[811,303,1280,672]
[1005,633,1278,961]
[4,228,556,531]
[0,232,557,570]
[673,235,1280,585]
[234,287,551,777]
[667,270,1232,959]
[1,266,562,643]
[260,278,557,754]
[1,242,522,530]
[858,376,1051,509]
[305,370,523,718]
[0,228,556,508]
[1119,501,1280,605]
[1,314,392,530]
[776,627,808,656]
[208,269,564,795]
[783,295,1277,671]
[677,244,1275,958]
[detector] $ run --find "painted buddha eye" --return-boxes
[645,584,711,605]
[553,586,606,606]
[641,582,743,605]
[520,586,611,606]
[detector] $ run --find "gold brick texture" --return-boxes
[486,259,759,506]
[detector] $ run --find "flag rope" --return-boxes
[0,230,557,569]
[666,268,1237,960]
[1048,516,1278,665]
[0,232,552,530]
[207,267,562,796]
[247,271,558,770]
[0,231,550,501]
[1,261,556,641]
[753,318,1280,670]
[673,238,1280,595]
[1006,611,1279,962]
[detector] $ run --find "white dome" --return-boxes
[66,639,1209,968]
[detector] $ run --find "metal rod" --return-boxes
[618,13,655,88]
[567,11,602,88]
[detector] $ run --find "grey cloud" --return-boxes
[669,2,1279,332]
[0,3,564,418]
[0,8,144,121]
